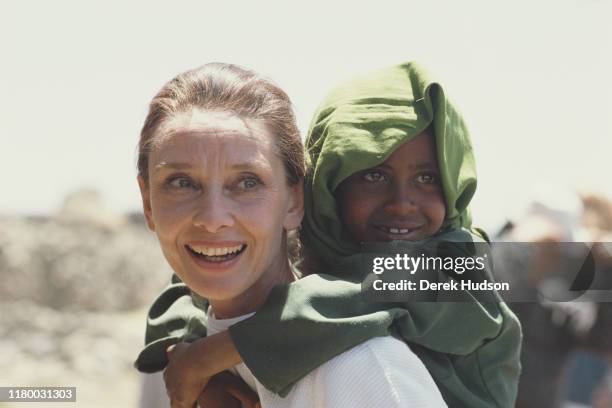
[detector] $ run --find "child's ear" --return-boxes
[137,176,155,232]
[284,182,304,231]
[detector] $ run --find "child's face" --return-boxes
[336,131,446,242]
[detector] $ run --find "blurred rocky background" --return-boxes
[0,189,173,407]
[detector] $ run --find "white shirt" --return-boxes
[207,309,447,408]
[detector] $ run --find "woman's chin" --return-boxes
[187,280,246,304]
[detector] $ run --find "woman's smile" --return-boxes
[185,242,247,269]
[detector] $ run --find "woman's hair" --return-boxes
[137,62,305,186]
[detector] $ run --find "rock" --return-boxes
[57,188,127,232]
[0,211,172,312]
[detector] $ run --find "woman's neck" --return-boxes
[209,257,296,319]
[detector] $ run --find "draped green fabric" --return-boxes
[135,61,521,408]
[301,61,477,267]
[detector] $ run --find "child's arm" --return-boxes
[134,279,208,373]
[228,273,507,393]
[133,281,258,407]
[163,333,244,408]
[226,231,521,407]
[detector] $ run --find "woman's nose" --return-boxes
[383,184,418,216]
[192,189,234,233]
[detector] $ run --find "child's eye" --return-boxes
[237,176,261,190]
[415,173,438,184]
[362,170,388,183]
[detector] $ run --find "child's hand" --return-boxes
[164,341,209,408]
[163,331,244,408]
[197,371,261,408]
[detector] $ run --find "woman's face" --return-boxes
[138,109,303,314]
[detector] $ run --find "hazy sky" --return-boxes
[1,0,610,230]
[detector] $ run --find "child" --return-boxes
[136,61,522,407]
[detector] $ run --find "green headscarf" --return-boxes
[302,61,478,266]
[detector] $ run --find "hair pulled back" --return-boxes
[138,63,305,186]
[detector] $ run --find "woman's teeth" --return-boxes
[189,245,244,256]
[187,244,246,262]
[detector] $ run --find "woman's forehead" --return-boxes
[157,108,271,145]
[150,110,279,171]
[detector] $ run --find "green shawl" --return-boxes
[302,61,477,268]
[135,61,521,408]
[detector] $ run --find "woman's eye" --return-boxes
[237,177,261,190]
[415,173,438,184]
[168,177,195,189]
[363,171,387,183]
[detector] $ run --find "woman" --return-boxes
[137,63,447,407]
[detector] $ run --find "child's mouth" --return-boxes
[186,244,247,263]
[375,225,423,238]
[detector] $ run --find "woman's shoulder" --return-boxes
[285,336,447,407]
[319,336,437,384]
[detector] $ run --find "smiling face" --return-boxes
[138,109,303,318]
[336,130,446,243]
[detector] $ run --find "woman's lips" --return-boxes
[185,242,247,270]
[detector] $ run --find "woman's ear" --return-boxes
[284,182,304,231]
[137,175,155,232]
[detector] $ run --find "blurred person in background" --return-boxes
[493,187,612,408]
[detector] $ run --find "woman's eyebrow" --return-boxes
[153,160,269,172]
[153,162,192,172]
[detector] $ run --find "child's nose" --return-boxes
[383,184,418,216]
[192,188,234,233]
